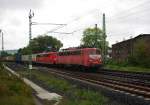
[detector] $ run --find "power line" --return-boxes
[47,28,85,35]
[32,22,67,26]
[107,1,150,22]
[107,8,150,22]
[107,32,132,37]
[45,9,101,34]
[110,0,150,19]
[49,31,72,34]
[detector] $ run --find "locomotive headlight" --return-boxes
[89,55,101,59]
[89,59,93,62]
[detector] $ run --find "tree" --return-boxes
[81,27,108,51]
[18,47,30,55]
[1,51,11,57]
[19,35,63,54]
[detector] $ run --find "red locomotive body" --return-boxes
[36,52,57,64]
[3,47,102,70]
[57,48,102,68]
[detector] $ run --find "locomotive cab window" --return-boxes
[37,55,40,57]
[89,50,96,55]
[37,55,42,57]
[43,54,49,57]
[71,50,81,55]
[96,49,100,54]
[89,49,100,55]
[58,50,81,56]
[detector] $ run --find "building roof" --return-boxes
[112,34,150,46]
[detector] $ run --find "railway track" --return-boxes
[98,69,150,81]
[97,70,150,87]
[5,62,150,102]
[34,66,150,100]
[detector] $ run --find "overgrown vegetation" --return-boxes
[128,39,150,68]
[105,59,150,72]
[18,69,108,105]
[106,39,150,72]
[105,64,150,72]
[0,63,35,105]
[0,51,12,57]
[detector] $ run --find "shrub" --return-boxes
[128,39,150,68]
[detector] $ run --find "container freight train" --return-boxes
[4,48,102,70]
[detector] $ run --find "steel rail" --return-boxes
[40,68,150,99]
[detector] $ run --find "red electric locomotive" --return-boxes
[57,48,102,68]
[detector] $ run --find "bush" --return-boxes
[0,62,4,70]
[106,59,128,67]
[128,39,150,68]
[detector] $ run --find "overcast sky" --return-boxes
[0,0,150,50]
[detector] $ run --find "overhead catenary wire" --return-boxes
[49,31,72,34]
[106,1,150,24]
[107,0,150,21]
[107,32,132,37]
[45,9,101,34]
[105,1,150,40]
[32,22,67,26]
[31,1,150,48]
[107,9,150,23]
[47,27,86,35]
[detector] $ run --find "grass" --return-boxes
[0,63,35,105]
[104,64,150,73]
[18,69,108,105]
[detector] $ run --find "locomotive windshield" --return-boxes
[96,49,100,54]
[89,49,100,55]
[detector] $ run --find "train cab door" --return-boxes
[82,49,89,67]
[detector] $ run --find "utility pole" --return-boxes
[95,24,98,47]
[28,10,66,74]
[0,30,1,57]
[0,29,4,57]
[2,32,4,52]
[102,13,106,64]
[28,9,34,75]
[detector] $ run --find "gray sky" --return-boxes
[0,0,150,50]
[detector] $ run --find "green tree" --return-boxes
[19,35,63,54]
[18,47,30,55]
[81,27,108,51]
[1,51,11,57]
